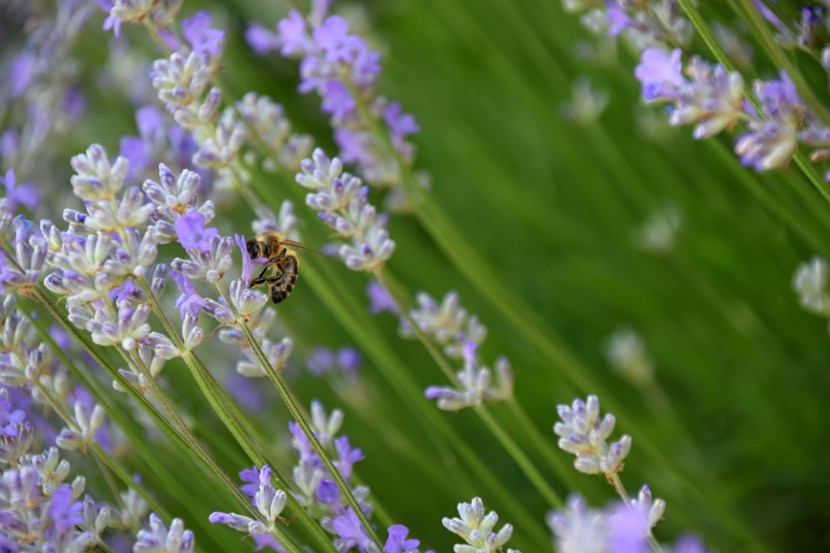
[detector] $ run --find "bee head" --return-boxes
[247,239,269,259]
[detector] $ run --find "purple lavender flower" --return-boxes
[383,102,420,152]
[49,485,84,535]
[1,169,38,214]
[333,436,363,479]
[383,525,420,553]
[333,508,373,552]
[606,1,633,37]
[239,465,261,499]
[670,58,745,140]
[634,48,684,101]
[608,503,649,553]
[246,24,282,55]
[366,281,398,314]
[277,11,314,56]
[673,534,713,553]
[210,465,287,542]
[175,211,219,253]
[307,347,336,376]
[182,11,225,58]
[170,270,206,318]
[735,72,806,171]
[271,9,419,189]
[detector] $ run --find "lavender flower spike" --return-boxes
[424,342,513,411]
[209,464,287,537]
[134,513,195,553]
[297,148,396,271]
[554,395,632,477]
[442,497,520,553]
[735,72,806,171]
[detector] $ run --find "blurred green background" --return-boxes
[8,0,830,551]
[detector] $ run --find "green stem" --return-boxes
[215,282,385,552]
[376,270,563,507]
[136,278,336,553]
[28,286,302,549]
[474,406,563,508]
[506,400,577,486]
[297,261,552,549]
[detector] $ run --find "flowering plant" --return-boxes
[0,0,827,551]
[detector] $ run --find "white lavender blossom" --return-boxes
[235,337,293,377]
[402,291,486,357]
[631,484,666,532]
[554,395,632,476]
[84,301,151,350]
[209,465,287,537]
[56,401,107,452]
[310,400,344,448]
[152,52,215,127]
[236,93,314,171]
[297,148,396,271]
[547,491,665,553]
[133,513,195,553]
[604,327,654,385]
[425,342,513,411]
[171,235,234,282]
[632,205,681,253]
[546,495,609,553]
[69,144,130,202]
[793,256,830,317]
[442,497,520,553]
[107,0,183,31]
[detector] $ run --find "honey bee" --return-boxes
[246,231,314,304]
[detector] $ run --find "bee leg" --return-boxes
[267,249,286,263]
[250,266,270,287]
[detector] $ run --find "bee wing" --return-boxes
[281,239,322,255]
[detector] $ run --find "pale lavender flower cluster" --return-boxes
[554,395,631,477]
[753,1,826,51]
[247,3,420,194]
[792,256,830,330]
[210,464,288,543]
[604,327,654,386]
[379,289,513,412]
[400,291,486,357]
[133,513,195,553]
[306,346,364,402]
[287,403,372,543]
[634,48,830,175]
[0,287,116,459]
[441,497,520,553]
[1,4,92,191]
[547,490,673,553]
[148,11,312,196]
[216,401,430,552]
[565,0,692,51]
[424,341,514,412]
[297,148,396,272]
[96,0,183,37]
[1,446,101,551]
[0,382,179,552]
[566,0,830,179]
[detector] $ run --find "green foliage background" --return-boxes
[12,0,830,552]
